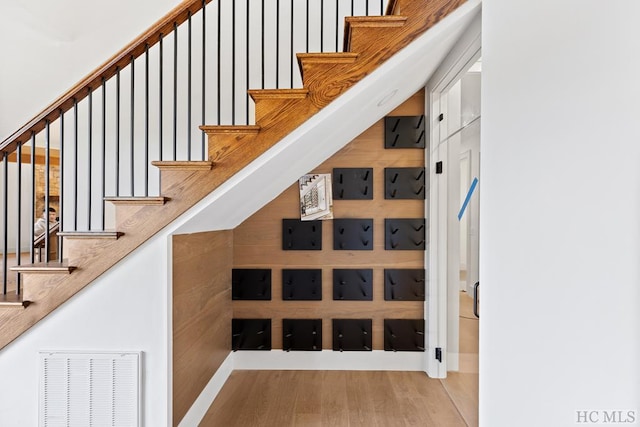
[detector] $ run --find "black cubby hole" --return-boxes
[384,269,426,301]
[385,167,426,200]
[333,269,373,301]
[333,319,372,351]
[385,218,426,250]
[384,319,425,352]
[232,269,272,300]
[282,269,322,300]
[384,115,426,148]
[232,319,272,351]
[333,218,373,250]
[282,219,322,250]
[282,319,322,351]
[332,168,373,200]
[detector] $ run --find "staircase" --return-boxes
[0,0,468,350]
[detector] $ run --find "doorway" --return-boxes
[425,48,481,425]
[436,54,480,371]
[425,23,481,379]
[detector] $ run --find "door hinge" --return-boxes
[435,347,442,362]
[435,161,443,174]
[438,113,444,122]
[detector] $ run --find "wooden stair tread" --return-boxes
[345,15,408,28]
[247,89,309,101]
[57,231,124,239]
[296,52,359,64]
[199,125,261,134]
[10,262,76,274]
[151,160,214,171]
[0,292,30,308]
[104,196,169,205]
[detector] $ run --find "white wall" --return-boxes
[481,1,640,426]
[0,0,182,141]
[0,233,170,426]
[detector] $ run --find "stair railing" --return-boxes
[0,0,389,298]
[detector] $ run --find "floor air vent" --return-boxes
[39,351,141,427]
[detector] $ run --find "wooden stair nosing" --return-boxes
[57,231,124,239]
[296,52,359,65]
[151,160,214,171]
[104,196,170,205]
[0,292,30,308]
[199,125,261,135]
[345,15,408,28]
[10,262,76,274]
[247,88,309,102]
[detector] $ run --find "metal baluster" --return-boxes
[217,3,221,124]
[320,0,324,52]
[335,0,339,52]
[261,0,265,89]
[232,0,236,124]
[15,142,22,293]
[201,0,207,158]
[2,154,8,293]
[187,11,193,160]
[173,22,178,160]
[130,56,135,195]
[159,34,164,161]
[88,89,93,230]
[116,68,121,196]
[290,0,294,88]
[246,0,250,124]
[29,132,36,264]
[73,100,78,229]
[276,0,280,88]
[101,78,106,229]
[44,120,50,262]
[144,44,150,195]
[58,111,64,259]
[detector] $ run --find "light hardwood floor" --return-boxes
[201,370,470,426]
[200,294,478,426]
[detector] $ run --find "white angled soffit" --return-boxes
[172,0,482,235]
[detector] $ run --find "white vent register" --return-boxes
[39,351,141,427]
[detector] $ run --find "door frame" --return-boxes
[424,14,481,378]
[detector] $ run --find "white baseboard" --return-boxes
[178,353,234,427]
[233,349,426,371]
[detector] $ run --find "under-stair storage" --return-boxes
[233,92,427,351]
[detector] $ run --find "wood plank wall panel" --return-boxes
[173,230,233,426]
[233,91,425,350]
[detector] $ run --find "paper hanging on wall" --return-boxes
[299,173,333,221]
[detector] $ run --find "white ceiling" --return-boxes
[170,0,482,235]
